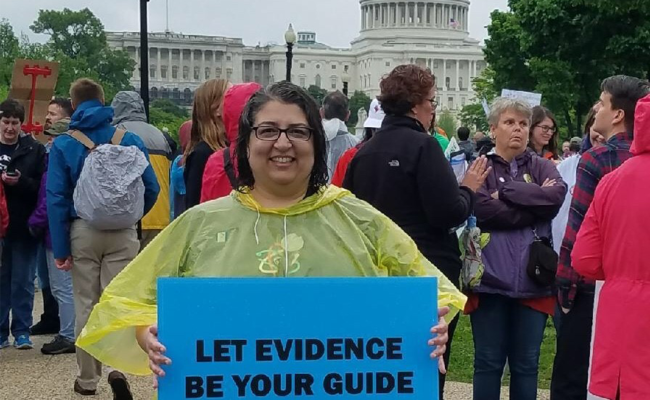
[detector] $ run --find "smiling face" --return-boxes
[491,109,530,156]
[248,100,315,197]
[531,117,556,152]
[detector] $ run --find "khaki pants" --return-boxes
[139,229,162,253]
[70,220,139,391]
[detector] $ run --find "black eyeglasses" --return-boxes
[535,125,557,134]
[428,98,438,110]
[252,125,313,141]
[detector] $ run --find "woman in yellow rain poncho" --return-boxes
[77,81,466,385]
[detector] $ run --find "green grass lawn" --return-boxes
[447,315,557,389]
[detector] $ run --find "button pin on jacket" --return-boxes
[389,160,400,167]
[499,177,505,183]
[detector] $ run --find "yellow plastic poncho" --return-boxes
[77,185,466,376]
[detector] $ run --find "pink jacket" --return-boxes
[572,94,650,400]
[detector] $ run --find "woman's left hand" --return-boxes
[429,306,450,374]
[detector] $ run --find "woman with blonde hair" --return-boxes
[184,78,230,209]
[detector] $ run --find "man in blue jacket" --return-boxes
[47,78,159,399]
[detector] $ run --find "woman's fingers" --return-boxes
[149,358,166,377]
[438,356,447,375]
[430,343,446,359]
[153,374,159,390]
[149,349,172,366]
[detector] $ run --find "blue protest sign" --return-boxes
[158,277,439,399]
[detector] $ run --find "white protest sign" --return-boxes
[501,89,542,107]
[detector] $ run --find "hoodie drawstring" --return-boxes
[283,216,289,277]
[253,205,261,245]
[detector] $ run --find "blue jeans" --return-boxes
[0,238,37,339]
[46,249,75,340]
[470,293,548,400]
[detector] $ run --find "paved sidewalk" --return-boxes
[0,293,550,400]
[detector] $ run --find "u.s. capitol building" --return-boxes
[108,0,486,111]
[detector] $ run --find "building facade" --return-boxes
[107,0,485,111]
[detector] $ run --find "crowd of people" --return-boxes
[0,63,648,400]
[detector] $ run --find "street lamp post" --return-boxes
[140,0,150,121]
[341,70,351,97]
[284,24,297,82]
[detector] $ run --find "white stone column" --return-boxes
[167,48,172,82]
[201,49,206,80]
[361,6,365,30]
[411,2,416,25]
[190,49,195,81]
[371,4,376,28]
[366,5,370,29]
[395,3,402,26]
[442,59,447,91]
[455,60,460,90]
[367,5,371,29]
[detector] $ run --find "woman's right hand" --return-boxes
[141,324,171,389]
[461,156,491,193]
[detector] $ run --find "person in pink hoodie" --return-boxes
[200,83,262,203]
[572,94,650,400]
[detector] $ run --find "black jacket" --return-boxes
[183,141,214,210]
[343,115,474,283]
[5,135,46,239]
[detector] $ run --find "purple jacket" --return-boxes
[473,151,566,298]
[28,171,51,249]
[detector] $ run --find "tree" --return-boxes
[437,110,458,137]
[149,106,188,145]
[485,1,650,136]
[30,8,135,100]
[307,85,328,107]
[151,99,189,119]
[0,19,20,87]
[458,68,497,133]
[459,104,489,132]
[348,90,373,127]
[483,10,536,94]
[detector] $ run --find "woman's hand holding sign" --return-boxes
[136,324,169,389]
[430,307,450,374]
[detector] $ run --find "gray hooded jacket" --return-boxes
[111,91,172,158]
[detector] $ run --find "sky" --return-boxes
[5,0,509,48]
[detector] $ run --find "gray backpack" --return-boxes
[70,129,149,230]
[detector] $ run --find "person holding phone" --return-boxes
[0,99,47,350]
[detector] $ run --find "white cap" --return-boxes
[364,99,385,129]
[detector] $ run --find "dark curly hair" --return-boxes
[235,81,329,196]
[378,65,436,116]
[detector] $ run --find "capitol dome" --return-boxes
[356,0,471,43]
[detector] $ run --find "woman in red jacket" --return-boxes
[572,94,650,400]
[200,83,262,202]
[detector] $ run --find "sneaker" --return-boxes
[108,371,133,400]
[14,335,33,350]
[41,335,76,355]
[30,320,59,336]
[0,338,10,349]
[74,380,96,396]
